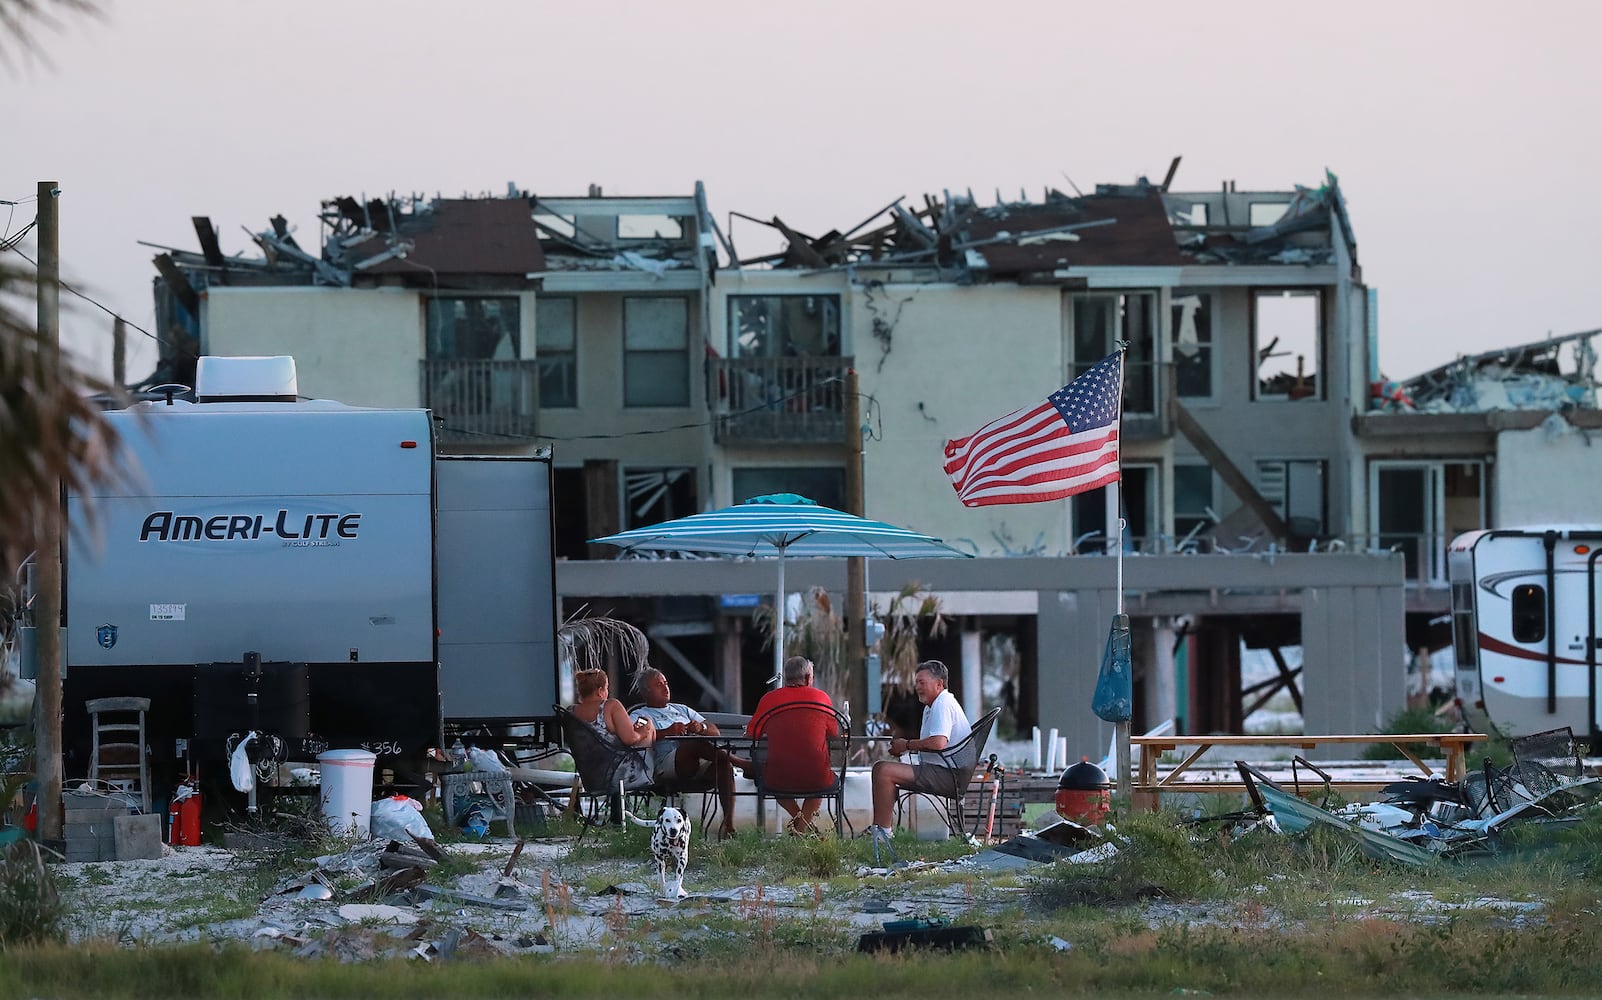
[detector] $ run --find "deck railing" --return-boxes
[711,354,851,445]
[419,359,540,443]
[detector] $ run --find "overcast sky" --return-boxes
[5,0,1598,385]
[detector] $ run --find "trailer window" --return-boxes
[1511,584,1546,643]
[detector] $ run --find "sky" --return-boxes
[4,0,1599,385]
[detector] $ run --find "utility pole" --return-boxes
[844,368,867,733]
[113,316,126,387]
[35,181,64,842]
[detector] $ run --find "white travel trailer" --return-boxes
[1448,526,1602,742]
[35,357,559,796]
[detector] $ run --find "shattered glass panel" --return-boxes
[425,296,520,360]
[1172,293,1212,398]
[729,295,841,358]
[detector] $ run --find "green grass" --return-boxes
[6,921,1602,998]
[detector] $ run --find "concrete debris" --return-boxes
[1376,328,1600,413]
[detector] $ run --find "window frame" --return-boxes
[1068,291,1156,416]
[535,296,578,409]
[424,294,522,361]
[622,295,691,409]
[1250,287,1324,402]
[727,294,843,358]
[1171,291,1214,400]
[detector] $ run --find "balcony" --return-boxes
[419,359,540,444]
[711,355,851,446]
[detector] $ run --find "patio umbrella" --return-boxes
[590,493,971,684]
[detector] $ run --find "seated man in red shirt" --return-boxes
[747,656,840,835]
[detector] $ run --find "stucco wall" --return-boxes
[853,282,1069,555]
[1495,418,1602,523]
[203,286,428,408]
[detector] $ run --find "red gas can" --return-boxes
[168,783,202,846]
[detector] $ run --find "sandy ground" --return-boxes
[51,834,1022,960]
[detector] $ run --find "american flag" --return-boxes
[942,352,1123,507]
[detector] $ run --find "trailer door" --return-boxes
[435,454,558,722]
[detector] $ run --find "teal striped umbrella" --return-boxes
[590,493,970,681]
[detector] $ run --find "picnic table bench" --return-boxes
[1131,733,1489,810]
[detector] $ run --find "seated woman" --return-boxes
[570,667,655,789]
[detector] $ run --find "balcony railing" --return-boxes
[419,359,540,444]
[711,354,851,445]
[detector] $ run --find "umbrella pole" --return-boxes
[772,550,785,687]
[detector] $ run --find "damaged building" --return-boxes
[137,163,1599,762]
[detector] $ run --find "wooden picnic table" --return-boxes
[1131,733,1489,810]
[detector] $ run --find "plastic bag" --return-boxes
[229,732,257,794]
[1091,614,1132,724]
[466,747,507,773]
[462,802,490,838]
[370,795,433,843]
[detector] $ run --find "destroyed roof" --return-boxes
[332,197,545,278]
[1376,328,1601,414]
[736,170,1352,278]
[964,190,1186,274]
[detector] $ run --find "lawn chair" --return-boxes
[748,701,851,836]
[894,707,1002,838]
[553,705,656,832]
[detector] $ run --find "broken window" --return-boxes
[425,296,520,360]
[623,296,690,407]
[1071,293,1154,414]
[1257,459,1325,537]
[1173,464,1214,547]
[729,295,841,358]
[536,297,577,408]
[534,212,577,240]
[1253,289,1321,400]
[617,215,684,240]
[732,467,845,510]
[1249,202,1289,227]
[625,467,697,529]
[1171,292,1212,398]
[1072,464,1153,552]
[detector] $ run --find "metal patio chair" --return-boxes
[748,701,851,836]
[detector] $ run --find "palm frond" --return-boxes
[876,581,946,690]
[0,259,123,573]
[556,610,649,678]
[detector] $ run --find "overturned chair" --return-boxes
[894,707,1001,838]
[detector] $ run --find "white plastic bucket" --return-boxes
[317,749,378,838]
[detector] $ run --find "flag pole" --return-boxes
[1114,347,1131,801]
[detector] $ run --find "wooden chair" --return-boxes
[86,697,151,813]
[748,701,851,836]
[895,707,1001,838]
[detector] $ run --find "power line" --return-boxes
[2,242,161,345]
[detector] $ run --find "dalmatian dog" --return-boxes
[623,804,691,899]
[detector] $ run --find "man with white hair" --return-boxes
[866,659,971,846]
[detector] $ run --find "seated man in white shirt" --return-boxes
[868,659,971,842]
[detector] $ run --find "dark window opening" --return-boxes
[1511,584,1546,644]
[625,467,697,529]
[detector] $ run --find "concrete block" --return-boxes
[113,814,163,861]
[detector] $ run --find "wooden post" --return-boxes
[35,181,64,842]
[112,316,126,387]
[844,368,867,733]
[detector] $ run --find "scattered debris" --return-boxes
[1380,328,1600,414]
[1236,727,1602,866]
